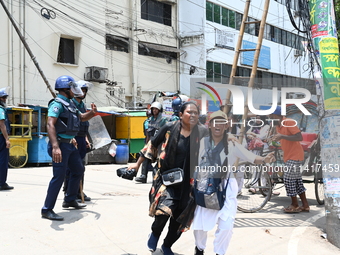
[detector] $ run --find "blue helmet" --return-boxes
[172,97,182,113]
[272,106,282,115]
[55,75,75,89]
[0,87,9,98]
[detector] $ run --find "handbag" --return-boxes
[194,177,229,210]
[161,168,184,186]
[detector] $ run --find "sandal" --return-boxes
[298,206,310,212]
[272,191,280,196]
[283,206,301,213]
[248,188,256,194]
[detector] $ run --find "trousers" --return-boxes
[194,226,233,255]
[64,136,87,193]
[0,135,9,186]
[42,141,84,212]
[151,213,182,248]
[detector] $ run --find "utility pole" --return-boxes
[0,0,56,98]
[308,0,340,248]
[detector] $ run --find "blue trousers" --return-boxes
[75,136,87,159]
[0,135,9,186]
[64,136,87,193]
[42,141,84,212]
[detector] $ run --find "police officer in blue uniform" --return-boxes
[41,76,97,221]
[63,80,92,201]
[169,97,181,122]
[0,87,13,191]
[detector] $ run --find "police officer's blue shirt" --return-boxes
[48,94,78,139]
[0,107,5,135]
[72,98,85,110]
[144,118,149,130]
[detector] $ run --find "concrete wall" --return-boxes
[0,0,179,108]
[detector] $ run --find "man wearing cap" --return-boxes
[0,87,13,191]
[270,106,309,213]
[192,110,275,255]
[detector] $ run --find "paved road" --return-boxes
[1,164,339,255]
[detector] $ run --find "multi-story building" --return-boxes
[1,0,314,109]
[0,0,179,108]
[178,0,315,106]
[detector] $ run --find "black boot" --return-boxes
[135,174,147,183]
[135,159,149,183]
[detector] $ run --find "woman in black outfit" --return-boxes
[128,101,207,255]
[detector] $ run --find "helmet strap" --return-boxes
[64,89,73,99]
[0,100,6,107]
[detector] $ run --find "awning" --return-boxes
[123,111,146,116]
[94,106,128,117]
[139,42,182,53]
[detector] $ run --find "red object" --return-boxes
[300,132,318,152]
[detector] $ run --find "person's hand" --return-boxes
[5,139,10,149]
[86,140,91,148]
[72,138,78,148]
[228,134,240,145]
[264,152,276,163]
[52,147,62,163]
[91,103,97,114]
[127,163,139,172]
[272,133,283,142]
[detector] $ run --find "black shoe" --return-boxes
[135,175,147,183]
[62,200,87,209]
[0,183,14,190]
[195,246,204,255]
[77,193,91,201]
[41,210,64,221]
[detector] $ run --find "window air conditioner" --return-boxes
[84,66,108,82]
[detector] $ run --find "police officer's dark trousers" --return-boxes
[0,135,9,186]
[42,141,84,211]
[63,136,87,193]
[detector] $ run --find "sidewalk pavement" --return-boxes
[1,164,339,255]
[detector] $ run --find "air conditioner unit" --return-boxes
[294,49,303,57]
[84,66,108,82]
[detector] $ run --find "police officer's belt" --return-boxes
[57,137,73,143]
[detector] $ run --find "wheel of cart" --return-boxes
[303,134,324,205]
[302,133,325,205]
[314,160,324,205]
[9,139,29,168]
[236,161,272,213]
[7,107,33,168]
